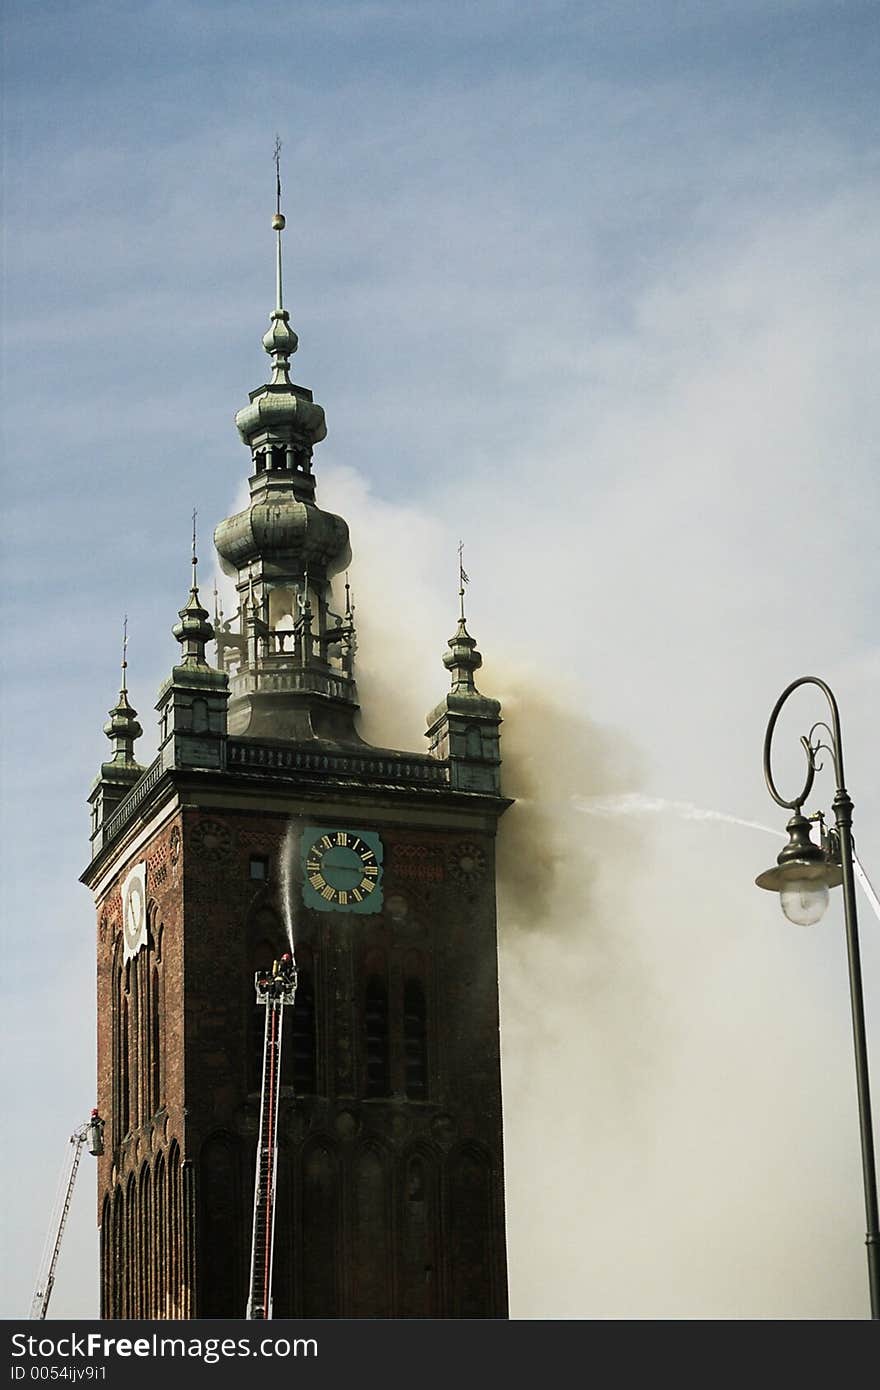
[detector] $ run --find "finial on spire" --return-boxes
[121,614,129,694]
[272,135,286,314]
[261,137,297,381]
[191,508,198,591]
[458,541,469,622]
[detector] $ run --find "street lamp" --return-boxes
[755,676,879,1318]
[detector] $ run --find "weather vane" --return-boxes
[458,540,469,621]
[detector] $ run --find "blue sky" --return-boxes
[2,0,879,1318]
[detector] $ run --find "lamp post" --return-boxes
[755,676,879,1318]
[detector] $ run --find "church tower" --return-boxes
[82,185,511,1319]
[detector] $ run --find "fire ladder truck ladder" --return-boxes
[30,1129,86,1320]
[30,1113,104,1320]
[246,995,285,1319]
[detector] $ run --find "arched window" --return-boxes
[364,976,389,1098]
[168,1143,181,1315]
[151,966,161,1114]
[130,957,140,1130]
[112,940,125,1149]
[153,1153,166,1318]
[404,979,428,1100]
[100,1193,112,1318]
[199,1133,242,1316]
[125,1173,137,1318]
[120,994,130,1140]
[290,947,316,1094]
[112,1185,123,1319]
[138,1163,151,1316]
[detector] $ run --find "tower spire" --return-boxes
[262,136,297,384]
[104,617,143,767]
[121,613,129,696]
[273,134,285,315]
[426,547,502,792]
[173,515,214,666]
[458,540,468,622]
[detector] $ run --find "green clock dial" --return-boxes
[301,827,384,914]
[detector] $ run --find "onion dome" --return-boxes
[103,688,143,765]
[443,617,484,695]
[172,523,214,664]
[103,620,144,770]
[234,194,327,462]
[214,497,349,578]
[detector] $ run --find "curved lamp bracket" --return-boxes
[763,677,845,811]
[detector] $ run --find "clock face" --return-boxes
[122,861,148,959]
[301,827,384,914]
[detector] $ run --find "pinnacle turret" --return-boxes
[103,617,143,769]
[172,515,214,665]
[441,544,487,695]
[426,549,502,793]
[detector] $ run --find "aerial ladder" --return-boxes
[246,953,297,1320]
[30,1111,104,1320]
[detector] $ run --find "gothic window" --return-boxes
[100,1193,112,1319]
[301,1143,340,1316]
[112,1185,123,1319]
[351,1145,390,1316]
[150,966,161,1114]
[168,1142,181,1315]
[364,975,389,1098]
[138,1163,151,1316]
[112,941,126,1149]
[200,1134,241,1316]
[125,1173,136,1319]
[404,979,428,1100]
[130,958,140,1130]
[290,946,316,1094]
[153,1153,166,1319]
[120,994,130,1141]
[401,1151,437,1317]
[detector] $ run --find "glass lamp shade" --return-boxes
[779,879,830,926]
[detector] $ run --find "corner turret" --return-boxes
[88,620,146,852]
[426,550,502,793]
[156,519,229,771]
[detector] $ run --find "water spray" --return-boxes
[573,793,880,926]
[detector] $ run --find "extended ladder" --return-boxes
[246,955,297,1320]
[30,1112,104,1319]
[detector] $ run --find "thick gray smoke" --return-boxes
[319,461,875,1320]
